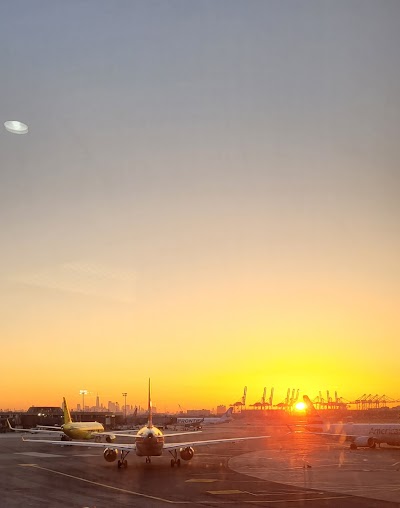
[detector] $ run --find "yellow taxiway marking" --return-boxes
[20,464,189,504]
[186,478,218,483]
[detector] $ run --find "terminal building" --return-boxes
[2,407,127,430]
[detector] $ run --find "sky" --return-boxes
[0,1,399,411]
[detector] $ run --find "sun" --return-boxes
[295,401,306,411]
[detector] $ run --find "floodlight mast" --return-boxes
[80,390,88,415]
[122,392,128,424]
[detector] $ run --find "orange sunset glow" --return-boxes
[1,2,400,414]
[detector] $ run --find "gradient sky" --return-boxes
[1,1,399,411]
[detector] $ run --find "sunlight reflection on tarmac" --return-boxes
[229,433,400,504]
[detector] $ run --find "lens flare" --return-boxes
[4,120,29,134]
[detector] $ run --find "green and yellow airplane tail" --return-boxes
[63,397,73,424]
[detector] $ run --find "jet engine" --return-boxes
[103,448,118,462]
[351,436,376,449]
[106,434,116,443]
[179,446,194,461]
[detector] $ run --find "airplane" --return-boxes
[303,395,400,450]
[176,407,234,430]
[9,398,137,443]
[23,380,270,469]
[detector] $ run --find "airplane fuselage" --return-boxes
[177,418,203,425]
[62,421,104,440]
[306,422,400,447]
[177,409,233,428]
[135,425,165,456]
[202,417,231,425]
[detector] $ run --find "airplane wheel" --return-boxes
[170,459,175,468]
[117,460,122,468]
[177,459,181,467]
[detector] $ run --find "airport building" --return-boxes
[21,406,64,428]
[186,409,211,417]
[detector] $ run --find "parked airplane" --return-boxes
[303,395,400,449]
[23,380,270,468]
[176,407,234,430]
[9,398,136,443]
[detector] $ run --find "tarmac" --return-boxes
[1,422,399,507]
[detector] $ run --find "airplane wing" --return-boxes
[163,434,270,450]
[163,431,202,438]
[100,430,138,438]
[306,431,345,436]
[8,420,64,437]
[302,430,357,443]
[22,433,269,452]
[310,430,383,443]
[36,425,63,430]
[98,430,201,439]
[22,437,137,452]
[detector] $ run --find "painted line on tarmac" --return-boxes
[15,452,64,458]
[186,478,218,483]
[242,495,351,504]
[208,490,243,495]
[72,454,99,457]
[20,464,190,504]
[206,489,350,503]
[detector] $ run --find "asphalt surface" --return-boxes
[1,422,399,507]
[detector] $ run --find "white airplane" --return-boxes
[23,380,270,468]
[303,395,400,450]
[176,407,234,430]
[9,398,136,443]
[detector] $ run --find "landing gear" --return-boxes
[169,450,181,467]
[145,457,152,464]
[117,449,130,468]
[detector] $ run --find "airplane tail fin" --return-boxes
[63,397,72,424]
[221,407,234,420]
[225,407,234,418]
[147,379,153,428]
[303,395,324,427]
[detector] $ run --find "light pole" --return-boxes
[80,390,88,416]
[122,392,127,424]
